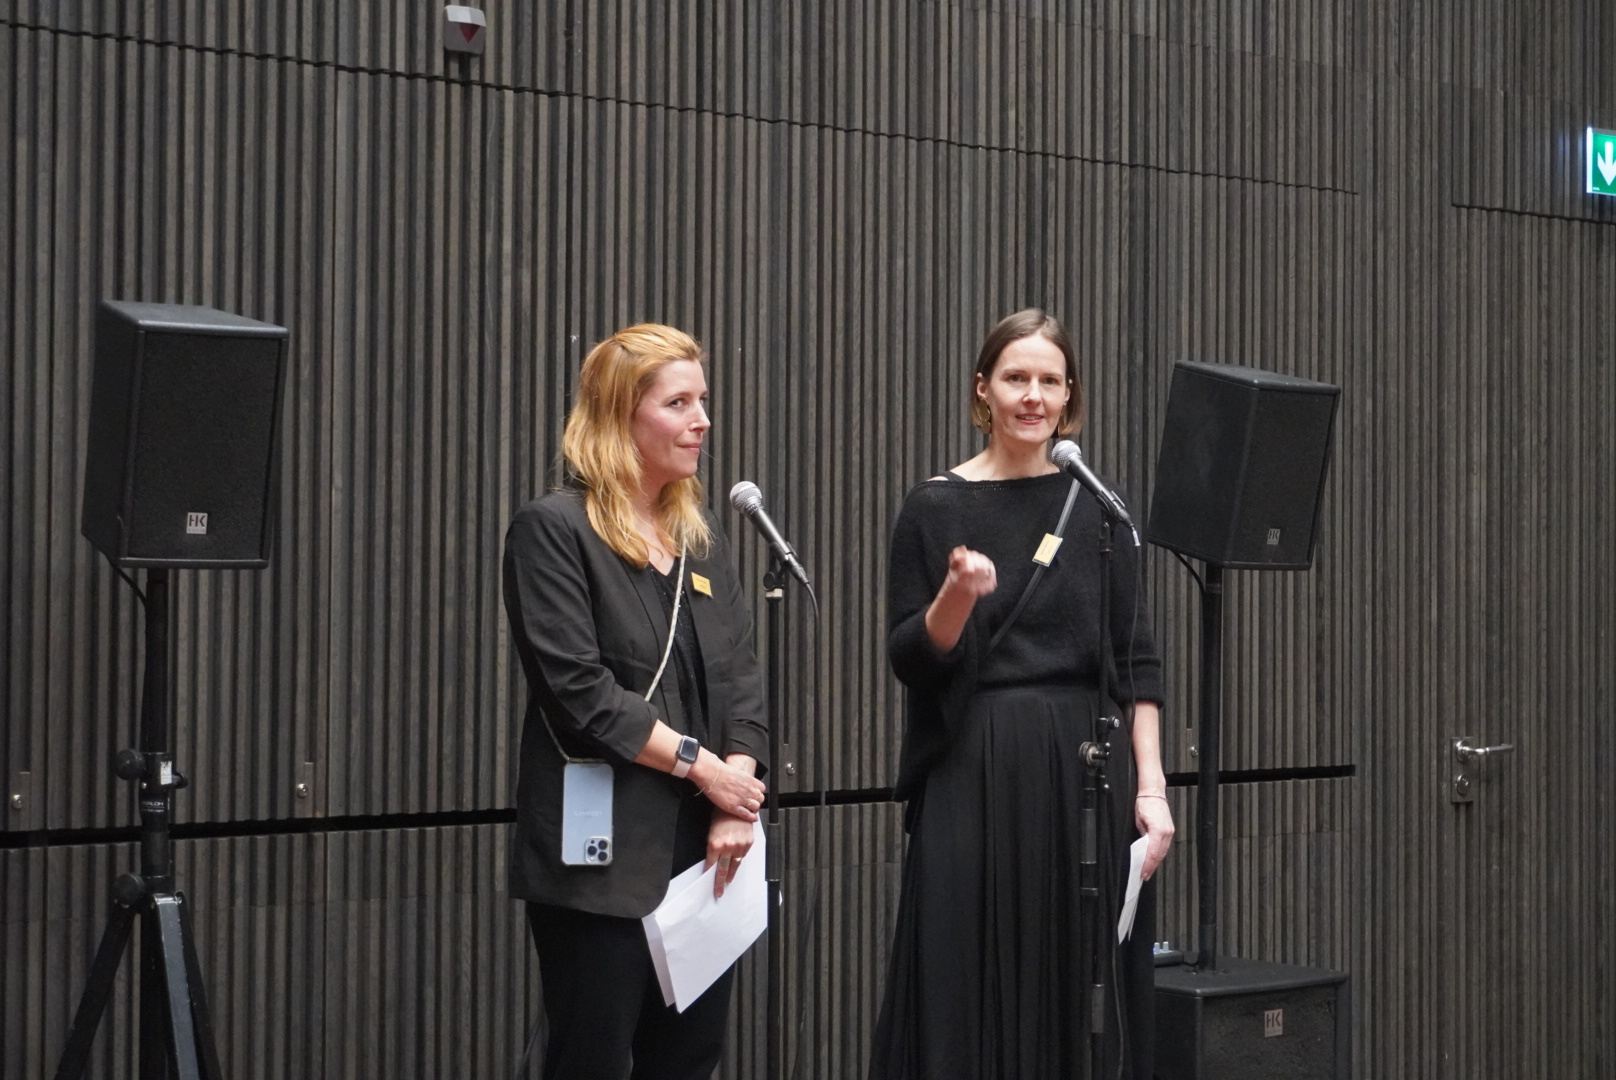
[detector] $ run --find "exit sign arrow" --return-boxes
[1587,128,1616,196]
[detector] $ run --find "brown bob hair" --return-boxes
[969,308,1085,438]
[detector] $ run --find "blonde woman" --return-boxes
[502,324,768,1080]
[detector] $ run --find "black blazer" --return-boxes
[502,489,769,917]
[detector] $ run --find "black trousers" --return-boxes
[526,796,732,1080]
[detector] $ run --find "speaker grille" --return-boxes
[126,332,283,562]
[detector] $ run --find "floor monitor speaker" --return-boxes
[1155,958,1350,1080]
[81,301,288,568]
[1146,362,1339,570]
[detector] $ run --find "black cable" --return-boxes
[1172,548,1203,593]
[112,560,149,608]
[786,878,824,1080]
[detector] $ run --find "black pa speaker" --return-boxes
[81,301,289,569]
[1154,959,1351,1080]
[1146,362,1340,570]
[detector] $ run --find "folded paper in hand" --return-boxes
[1117,835,1148,943]
[643,820,768,1012]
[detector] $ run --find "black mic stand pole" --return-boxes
[56,567,223,1080]
[1079,512,1122,1080]
[761,549,791,1080]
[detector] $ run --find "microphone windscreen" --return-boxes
[1050,440,1084,470]
[728,480,764,514]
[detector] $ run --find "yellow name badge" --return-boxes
[690,573,713,597]
[1032,533,1063,566]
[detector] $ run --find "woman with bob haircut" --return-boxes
[502,323,769,1080]
[868,309,1173,1080]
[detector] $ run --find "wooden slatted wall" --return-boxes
[4,2,1615,1078]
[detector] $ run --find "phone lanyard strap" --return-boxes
[545,546,687,765]
[642,546,687,704]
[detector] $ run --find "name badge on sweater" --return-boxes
[690,573,713,597]
[1032,533,1063,566]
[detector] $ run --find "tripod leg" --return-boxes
[176,892,225,1080]
[140,916,166,1080]
[54,899,139,1080]
[152,895,204,1080]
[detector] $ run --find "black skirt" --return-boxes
[869,684,1157,1080]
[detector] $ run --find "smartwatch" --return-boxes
[671,736,700,779]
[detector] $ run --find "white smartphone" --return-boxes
[560,762,614,866]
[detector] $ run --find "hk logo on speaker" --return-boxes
[186,513,208,535]
[1266,528,1282,546]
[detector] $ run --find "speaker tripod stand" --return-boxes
[56,568,223,1080]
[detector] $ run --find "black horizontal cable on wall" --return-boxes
[0,16,1356,195]
[0,766,1356,851]
[1451,202,1616,226]
[1166,763,1355,786]
[0,807,518,850]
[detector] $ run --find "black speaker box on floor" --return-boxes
[81,301,288,569]
[1146,362,1339,570]
[1155,958,1350,1080]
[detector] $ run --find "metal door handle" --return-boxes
[1451,736,1516,803]
[1454,738,1515,762]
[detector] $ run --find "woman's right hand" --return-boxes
[942,546,997,600]
[691,753,767,822]
[923,546,998,653]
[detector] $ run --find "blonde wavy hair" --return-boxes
[561,324,713,566]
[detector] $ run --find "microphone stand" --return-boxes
[1078,512,1117,1080]
[760,548,792,1080]
[1080,504,1144,1080]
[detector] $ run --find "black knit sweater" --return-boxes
[886,471,1165,799]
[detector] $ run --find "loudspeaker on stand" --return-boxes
[81,301,288,569]
[1146,361,1339,570]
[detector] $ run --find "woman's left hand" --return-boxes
[706,810,755,899]
[1135,794,1176,881]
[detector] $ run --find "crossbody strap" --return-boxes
[984,478,1082,657]
[546,546,687,765]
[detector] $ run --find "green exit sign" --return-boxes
[1588,128,1616,196]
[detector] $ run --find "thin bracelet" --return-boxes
[1136,793,1168,800]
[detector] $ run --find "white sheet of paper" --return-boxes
[1117,836,1149,943]
[643,820,768,1012]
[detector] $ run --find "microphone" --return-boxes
[728,481,811,587]
[1050,440,1136,531]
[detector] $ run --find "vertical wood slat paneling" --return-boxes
[1,3,1362,176]
[1154,779,1353,971]
[4,816,909,1080]
[1,829,538,1080]
[0,0,1363,814]
[715,801,908,1080]
[6,2,1616,1079]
